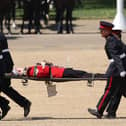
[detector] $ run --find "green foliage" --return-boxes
[73,0,126,19]
[73,8,116,19]
[16,0,126,19]
[76,0,116,9]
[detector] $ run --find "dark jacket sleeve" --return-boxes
[0,45,4,76]
[3,52,14,73]
[106,38,125,73]
[0,33,14,73]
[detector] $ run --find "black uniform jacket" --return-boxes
[0,41,4,76]
[105,34,126,77]
[0,33,14,73]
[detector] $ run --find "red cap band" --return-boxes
[100,25,112,31]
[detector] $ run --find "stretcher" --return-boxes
[4,73,107,97]
[4,73,107,84]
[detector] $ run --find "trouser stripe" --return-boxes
[98,76,113,111]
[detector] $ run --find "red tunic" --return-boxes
[27,65,65,78]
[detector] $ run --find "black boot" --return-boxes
[88,108,102,118]
[1,105,11,119]
[104,113,116,119]
[0,96,10,120]
[23,101,31,117]
[0,111,2,120]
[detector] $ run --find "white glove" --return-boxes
[120,71,126,77]
[12,67,18,75]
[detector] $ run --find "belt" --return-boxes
[110,53,126,63]
[2,49,9,53]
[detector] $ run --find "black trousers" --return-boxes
[0,78,30,108]
[63,68,92,78]
[0,96,9,110]
[96,77,121,115]
[106,77,124,115]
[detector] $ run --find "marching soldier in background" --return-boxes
[21,0,41,34]
[0,33,31,120]
[32,0,41,34]
[88,21,126,118]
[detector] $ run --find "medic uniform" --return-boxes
[0,33,31,118]
[0,33,10,119]
[105,30,126,118]
[88,21,126,118]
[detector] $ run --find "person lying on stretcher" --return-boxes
[12,60,94,78]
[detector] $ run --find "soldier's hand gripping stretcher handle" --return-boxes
[4,60,107,86]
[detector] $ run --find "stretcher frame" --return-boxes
[4,73,107,84]
[4,73,107,97]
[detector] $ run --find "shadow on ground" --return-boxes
[3,116,126,121]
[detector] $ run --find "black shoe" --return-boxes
[24,101,31,117]
[88,108,102,118]
[104,114,116,119]
[0,111,2,120]
[1,105,11,119]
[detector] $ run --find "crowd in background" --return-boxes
[0,0,77,34]
[0,0,52,34]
